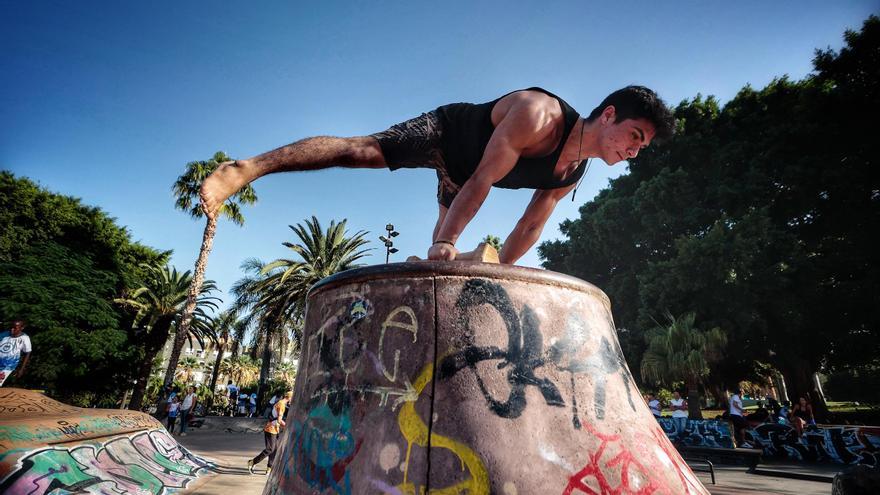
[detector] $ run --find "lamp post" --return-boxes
[378,223,399,263]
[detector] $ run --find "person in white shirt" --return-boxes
[0,320,32,387]
[669,390,689,441]
[647,393,662,419]
[728,388,748,446]
[178,386,197,436]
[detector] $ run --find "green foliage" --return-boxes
[539,17,879,397]
[0,172,166,402]
[482,234,503,252]
[640,312,727,386]
[172,151,257,225]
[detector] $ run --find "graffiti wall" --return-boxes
[0,389,213,494]
[657,418,736,449]
[745,423,880,465]
[0,428,211,494]
[657,415,880,466]
[266,263,708,495]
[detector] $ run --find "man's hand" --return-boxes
[428,242,459,261]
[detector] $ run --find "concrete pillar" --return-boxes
[266,262,708,494]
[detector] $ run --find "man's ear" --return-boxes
[602,105,617,125]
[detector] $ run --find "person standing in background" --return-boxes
[0,320,31,387]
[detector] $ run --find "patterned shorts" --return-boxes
[370,111,460,208]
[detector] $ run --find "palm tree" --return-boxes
[163,151,258,411]
[221,355,260,388]
[176,356,200,383]
[237,217,371,407]
[482,234,503,252]
[640,312,727,419]
[205,310,248,409]
[115,264,220,410]
[274,361,297,385]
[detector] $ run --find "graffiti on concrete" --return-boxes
[0,428,211,494]
[284,404,361,495]
[0,412,162,451]
[438,279,636,427]
[565,421,704,495]
[745,424,880,465]
[657,418,736,449]
[395,361,489,495]
[303,302,421,415]
[0,389,80,415]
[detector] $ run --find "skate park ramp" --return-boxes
[0,388,213,494]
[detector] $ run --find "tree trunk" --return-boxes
[157,216,217,413]
[128,318,174,410]
[207,341,225,412]
[782,360,829,421]
[686,375,703,419]
[256,331,273,411]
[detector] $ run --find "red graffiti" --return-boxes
[563,421,704,495]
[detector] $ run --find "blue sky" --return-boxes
[2,1,876,310]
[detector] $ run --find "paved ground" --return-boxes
[176,422,269,495]
[177,418,839,494]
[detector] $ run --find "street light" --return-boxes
[379,223,400,263]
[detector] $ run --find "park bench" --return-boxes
[678,445,763,472]
[682,457,715,484]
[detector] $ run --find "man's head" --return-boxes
[284,390,293,400]
[673,390,681,399]
[10,320,26,337]
[587,85,675,164]
[227,380,233,385]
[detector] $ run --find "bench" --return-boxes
[683,457,715,484]
[679,445,763,472]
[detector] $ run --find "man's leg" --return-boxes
[265,432,278,469]
[201,136,386,216]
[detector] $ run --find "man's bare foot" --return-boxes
[199,159,258,218]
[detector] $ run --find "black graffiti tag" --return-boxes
[439,279,564,419]
[439,278,636,427]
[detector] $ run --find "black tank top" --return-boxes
[435,87,585,189]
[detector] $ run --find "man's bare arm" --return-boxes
[499,185,573,264]
[17,353,29,378]
[430,98,557,260]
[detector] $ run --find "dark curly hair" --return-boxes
[586,85,675,142]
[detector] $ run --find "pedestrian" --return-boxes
[226,380,239,417]
[728,388,749,446]
[0,320,32,387]
[178,385,197,436]
[249,392,257,417]
[166,395,180,432]
[647,393,662,419]
[238,393,248,416]
[248,390,292,475]
[789,396,815,436]
[265,393,279,418]
[200,87,674,264]
[669,390,689,441]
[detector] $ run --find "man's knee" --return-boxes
[342,137,385,168]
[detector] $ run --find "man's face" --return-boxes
[596,107,656,165]
[11,321,24,336]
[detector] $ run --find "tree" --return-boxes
[175,356,200,383]
[640,312,727,418]
[482,234,503,252]
[0,172,167,403]
[116,264,220,410]
[162,151,258,411]
[540,17,879,420]
[235,217,370,407]
[274,361,297,385]
[205,310,247,409]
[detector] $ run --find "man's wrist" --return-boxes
[433,239,455,247]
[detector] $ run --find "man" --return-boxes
[0,320,32,387]
[226,380,239,417]
[200,87,674,263]
[178,385,197,436]
[249,392,257,417]
[248,390,292,475]
[669,390,689,441]
[728,388,748,446]
[647,392,662,420]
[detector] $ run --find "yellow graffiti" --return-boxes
[397,362,489,495]
[379,306,419,382]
